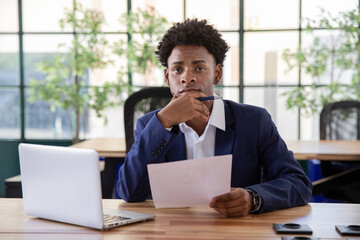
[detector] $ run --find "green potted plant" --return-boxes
[29,3,168,143]
[281,7,360,116]
[113,7,169,113]
[113,7,168,83]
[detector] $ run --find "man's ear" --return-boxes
[214,64,223,86]
[164,68,170,87]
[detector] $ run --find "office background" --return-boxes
[0,0,358,197]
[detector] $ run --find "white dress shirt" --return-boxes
[179,98,226,159]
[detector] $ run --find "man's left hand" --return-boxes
[209,188,253,217]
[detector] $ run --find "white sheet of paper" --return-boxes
[147,154,232,209]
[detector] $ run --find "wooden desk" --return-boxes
[6,139,360,199]
[286,140,360,161]
[70,139,360,161]
[69,138,360,161]
[286,140,360,196]
[0,199,359,239]
[70,138,126,199]
[70,138,126,158]
[69,139,360,198]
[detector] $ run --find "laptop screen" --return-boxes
[19,143,104,229]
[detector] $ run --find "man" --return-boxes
[117,19,312,217]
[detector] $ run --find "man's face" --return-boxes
[164,45,222,97]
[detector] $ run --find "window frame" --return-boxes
[0,0,357,141]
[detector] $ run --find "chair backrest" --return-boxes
[124,87,172,153]
[320,100,360,140]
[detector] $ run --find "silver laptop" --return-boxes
[18,143,154,230]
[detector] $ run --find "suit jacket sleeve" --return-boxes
[117,111,180,202]
[247,108,312,213]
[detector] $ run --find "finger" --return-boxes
[192,110,209,122]
[159,94,210,125]
[198,104,210,120]
[190,100,210,121]
[212,189,253,216]
[203,104,210,115]
[173,90,183,98]
[215,195,252,216]
[212,189,242,203]
[215,197,245,209]
[211,189,247,213]
[214,205,249,217]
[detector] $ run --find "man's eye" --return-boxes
[196,67,205,71]
[173,67,182,73]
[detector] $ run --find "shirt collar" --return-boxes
[208,96,226,131]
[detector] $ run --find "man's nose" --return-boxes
[180,70,196,84]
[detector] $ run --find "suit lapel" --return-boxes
[215,101,236,156]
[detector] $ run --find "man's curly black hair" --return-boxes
[155,19,230,68]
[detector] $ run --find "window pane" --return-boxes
[244,88,264,107]
[277,88,299,140]
[301,112,320,140]
[23,35,73,85]
[302,0,357,28]
[88,34,128,86]
[186,0,239,30]
[0,89,20,139]
[244,0,299,30]
[25,88,90,139]
[222,33,239,86]
[0,0,18,32]
[0,35,19,85]
[133,0,184,23]
[301,30,355,85]
[244,31,299,85]
[244,87,298,140]
[130,34,166,86]
[216,87,239,103]
[86,105,124,139]
[23,0,73,32]
[78,0,127,32]
[132,68,165,86]
[25,91,71,139]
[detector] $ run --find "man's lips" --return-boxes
[179,87,199,94]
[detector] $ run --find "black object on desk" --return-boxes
[281,237,320,240]
[5,175,22,198]
[336,225,360,236]
[100,157,124,199]
[273,223,313,234]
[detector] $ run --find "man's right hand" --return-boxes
[157,92,210,128]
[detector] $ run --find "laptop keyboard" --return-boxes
[103,214,131,225]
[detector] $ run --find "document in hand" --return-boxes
[147,154,232,209]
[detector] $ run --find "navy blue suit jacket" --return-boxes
[117,100,312,213]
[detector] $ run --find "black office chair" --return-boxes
[317,100,360,202]
[124,87,173,153]
[115,87,172,199]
